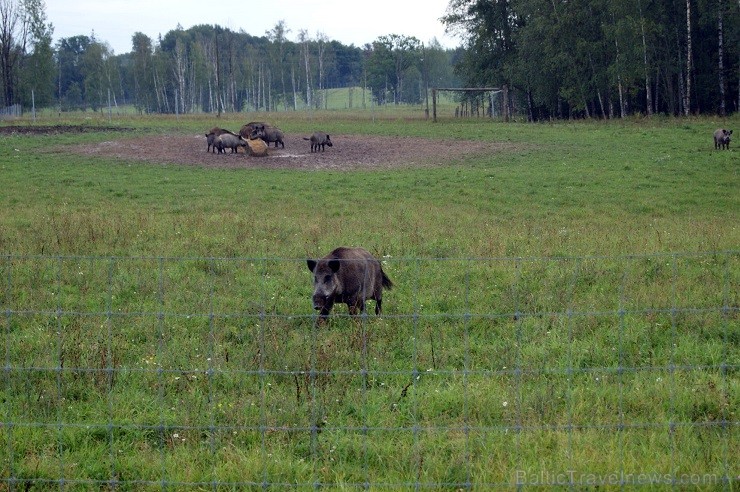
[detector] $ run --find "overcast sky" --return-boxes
[46,0,461,55]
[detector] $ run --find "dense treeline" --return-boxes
[0,1,459,115]
[443,0,740,118]
[1,0,737,118]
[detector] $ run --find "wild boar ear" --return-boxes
[307,259,317,272]
[328,259,341,273]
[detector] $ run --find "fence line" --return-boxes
[2,251,738,489]
[0,103,22,119]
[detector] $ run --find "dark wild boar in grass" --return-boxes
[713,129,732,150]
[304,132,333,152]
[307,247,393,321]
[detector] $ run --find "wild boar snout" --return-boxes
[312,292,329,311]
[307,258,340,312]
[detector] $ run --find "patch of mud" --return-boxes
[67,133,514,170]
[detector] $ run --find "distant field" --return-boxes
[0,111,737,488]
[29,87,461,117]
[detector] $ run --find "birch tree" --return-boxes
[131,32,154,113]
[19,0,54,107]
[717,0,726,115]
[316,31,328,108]
[0,0,26,105]
[298,29,312,108]
[266,20,290,110]
[684,0,693,115]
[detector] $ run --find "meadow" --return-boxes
[0,107,738,489]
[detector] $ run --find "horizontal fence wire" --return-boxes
[2,251,738,489]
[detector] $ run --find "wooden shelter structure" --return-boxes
[430,86,507,122]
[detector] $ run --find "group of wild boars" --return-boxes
[205,127,233,153]
[239,121,267,140]
[205,127,248,154]
[239,121,285,148]
[307,247,393,321]
[304,132,333,152]
[713,128,732,150]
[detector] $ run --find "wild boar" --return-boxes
[215,132,247,154]
[262,126,285,148]
[240,121,267,140]
[713,128,732,150]
[303,132,333,152]
[205,127,235,153]
[307,247,393,320]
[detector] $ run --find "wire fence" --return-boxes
[2,251,738,489]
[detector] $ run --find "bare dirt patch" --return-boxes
[70,133,513,170]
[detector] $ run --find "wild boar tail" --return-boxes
[381,270,393,290]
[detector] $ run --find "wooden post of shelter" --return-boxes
[432,88,438,122]
[503,84,509,122]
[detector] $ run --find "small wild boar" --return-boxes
[303,132,333,152]
[215,132,247,154]
[307,247,393,320]
[713,128,732,150]
[205,127,234,153]
[262,126,285,148]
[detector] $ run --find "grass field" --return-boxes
[0,109,738,489]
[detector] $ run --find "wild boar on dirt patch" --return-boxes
[205,127,234,153]
[713,128,732,150]
[262,126,285,148]
[303,132,333,152]
[215,132,247,154]
[307,247,393,320]
[240,122,267,140]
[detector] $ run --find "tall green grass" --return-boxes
[0,111,738,489]
[1,112,738,257]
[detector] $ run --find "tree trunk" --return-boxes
[684,0,693,115]
[280,44,288,111]
[612,12,626,118]
[0,0,22,106]
[173,41,187,114]
[654,66,660,113]
[302,38,312,109]
[215,33,222,116]
[638,0,653,115]
[717,0,726,116]
[502,84,509,122]
[676,28,685,115]
[291,65,297,111]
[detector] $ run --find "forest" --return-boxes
[0,0,738,119]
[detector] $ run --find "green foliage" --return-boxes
[0,112,737,487]
[17,0,55,109]
[366,34,424,105]
[444,0,740,118]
